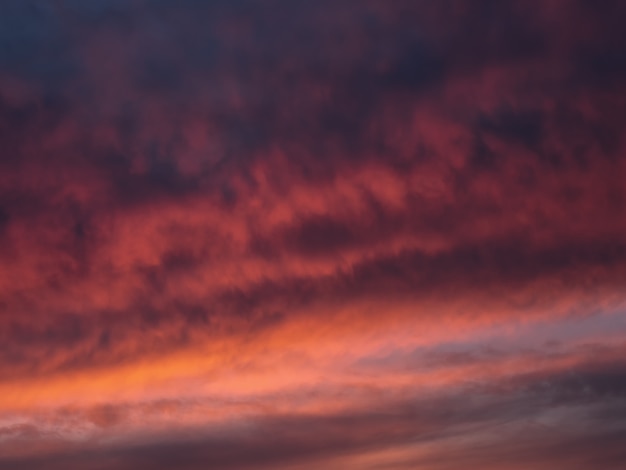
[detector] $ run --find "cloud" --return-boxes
[0,0,625,468]
[2,359,626,469]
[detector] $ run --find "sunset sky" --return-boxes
[1,1,626,469]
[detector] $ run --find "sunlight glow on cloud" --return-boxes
[1,1,625,469]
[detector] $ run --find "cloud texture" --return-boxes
[0,1,625,468]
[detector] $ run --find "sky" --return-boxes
[0,1,625,469]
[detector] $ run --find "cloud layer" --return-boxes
[0,1,625,468]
